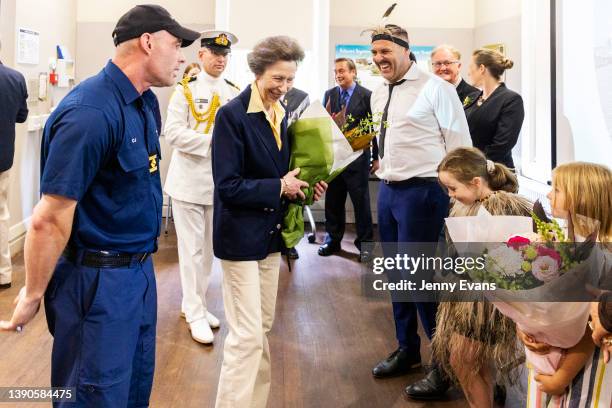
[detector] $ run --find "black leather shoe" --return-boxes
[318,242,340,256]
[372,348,421,378]
[0,282,11,290]
[403,366,450,400]
[286,247,299,259]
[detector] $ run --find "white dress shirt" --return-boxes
[371,62,472,181]
[164,71,239,205]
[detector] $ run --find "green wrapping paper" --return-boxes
[282,102,363,248]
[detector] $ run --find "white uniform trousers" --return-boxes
[171,198,214,323]
[215,253,281,408]
[0,171,11,285]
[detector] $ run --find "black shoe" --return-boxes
[359,249,373,263]
[0,282,11,290]
[404,366,450,400]
[372,348,421,378]
[318,242,340,256]
[494,383,506,405]
[286,247,299,259]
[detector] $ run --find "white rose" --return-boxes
[486,246,525,278]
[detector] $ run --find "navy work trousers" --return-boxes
[44,254,157,407]
[377,180,449,351]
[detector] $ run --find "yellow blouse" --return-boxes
[247,81,285,149]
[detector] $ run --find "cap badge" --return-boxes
[215,34,229,46]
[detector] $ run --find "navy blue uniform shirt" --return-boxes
[41,61,162,253]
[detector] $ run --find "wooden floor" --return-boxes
[0,224,528,407]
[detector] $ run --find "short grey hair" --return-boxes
[247,36,305,76]
[431,44,462,61]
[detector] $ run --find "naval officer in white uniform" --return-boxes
[164,30,240,344]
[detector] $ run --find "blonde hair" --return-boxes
[437,147,518,193]
[552,162,612,241]
[472,48,514,80]
[183,62,200,79]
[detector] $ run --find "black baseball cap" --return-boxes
[112,4,200,47]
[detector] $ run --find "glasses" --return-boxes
[431,61,459,68]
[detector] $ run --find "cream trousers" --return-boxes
[215,252,281,408]
[0,170,11,284]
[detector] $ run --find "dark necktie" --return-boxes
[379,79,406,159]
[340,89,350,110]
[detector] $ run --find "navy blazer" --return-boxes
[464,83,524,169]
[0,63,29,172]
[323,82,377,160]
[212,85,290,261]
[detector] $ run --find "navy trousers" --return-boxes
[44,255,157,407]
[324,151,374,249]
[377,180,449,351]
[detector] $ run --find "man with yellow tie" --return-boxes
[164,30,240,344]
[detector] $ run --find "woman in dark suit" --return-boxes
[211,36,326,408]
[464,48,524,170]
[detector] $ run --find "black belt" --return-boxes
[62,245,151,268]
[382,177,438,186]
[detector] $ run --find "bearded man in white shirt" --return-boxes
[368,24,472,400]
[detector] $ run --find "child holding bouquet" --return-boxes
[518,162,611,406]
[426,147,532,407]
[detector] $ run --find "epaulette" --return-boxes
[224,79,240,91]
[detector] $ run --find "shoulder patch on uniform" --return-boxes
[224,79,240,91]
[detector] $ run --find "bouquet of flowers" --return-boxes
[470,209,596,291]
[282,101,363,248]
[324,100,384,152]
[445,202,603,375]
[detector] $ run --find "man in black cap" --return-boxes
[0,5,198,407]
[164,29,239,345]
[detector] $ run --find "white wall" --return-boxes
[76,0,214,25]
[330,0,475,28]
[474,0,521,27]
[473,0,521,91]
[229,0,314,49]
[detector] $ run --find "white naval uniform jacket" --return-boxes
[164,71,239,205]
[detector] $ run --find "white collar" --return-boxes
[198,70,224,84]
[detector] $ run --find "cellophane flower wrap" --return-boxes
[282,101,363,248]
[445,202,605,375]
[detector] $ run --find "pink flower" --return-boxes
[531,256,560,282]
[536,246,562,266]
[507,235,531,250]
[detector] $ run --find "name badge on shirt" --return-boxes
[149,154,158,173]
[195,98,209,104]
